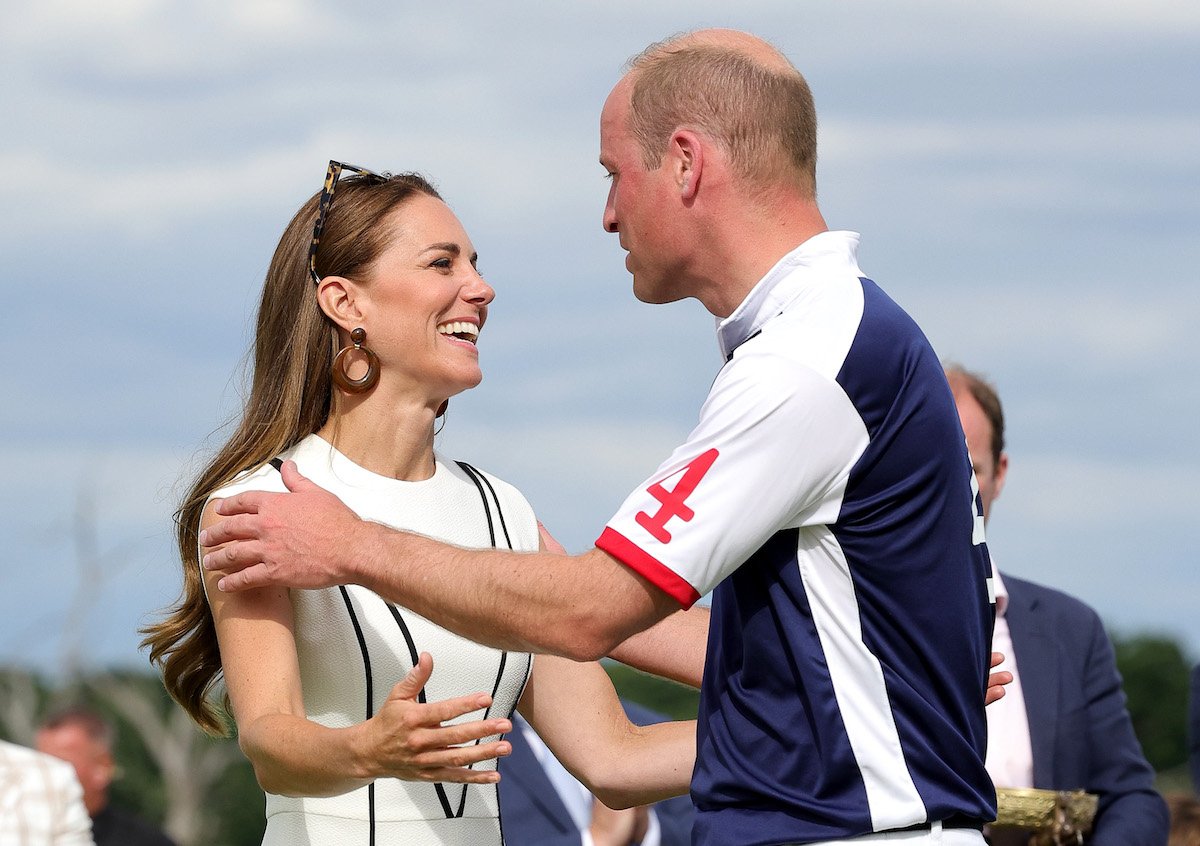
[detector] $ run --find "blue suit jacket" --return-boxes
[1003,574,1168,846]
[498,700,694,846]
[1189,663,1200,792]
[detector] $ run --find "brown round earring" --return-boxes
[332,327,380,393]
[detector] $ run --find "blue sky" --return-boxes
[2,0,1197,672]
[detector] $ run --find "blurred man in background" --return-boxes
[1189,663,1200,792]
[500,699,693,846]
[0,737,93,845]
[36,706,174,846]
[946,364,1168,845]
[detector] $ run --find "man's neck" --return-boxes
[693,200,828,318]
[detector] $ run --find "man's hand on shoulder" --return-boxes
[200,460,365,592]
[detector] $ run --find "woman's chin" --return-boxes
[438,372,484,401]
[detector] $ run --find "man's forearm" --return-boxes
[352,521,676,660]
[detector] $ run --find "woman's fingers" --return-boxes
[378,736,512,781]
[407,719,513,751]
[408,765,503,784]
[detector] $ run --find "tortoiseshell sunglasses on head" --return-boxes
[307,160,390,284]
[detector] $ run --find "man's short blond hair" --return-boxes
[625,35,818,196]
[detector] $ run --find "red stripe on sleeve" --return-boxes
[596,527,701,609]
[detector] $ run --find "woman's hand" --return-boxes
[986,651,1013,706]
[537,520,568,554]
[355,653,513,784]
[589,798,650,846]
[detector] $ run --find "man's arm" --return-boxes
[1078,611,1169,846]
[202,461,679,659]
[538,520,708,687]
[1190,663,1200,791]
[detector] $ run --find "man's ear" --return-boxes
[316,276,365,332]
[670,129,704,201]
[993,451,1009,503]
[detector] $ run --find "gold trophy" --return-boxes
[988,788,1099,846]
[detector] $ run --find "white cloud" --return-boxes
[3,0,329,72]
[0,443,195,533]
[918,287,1197,372]
[992,0,1200,33]
[1006,454,1193,527]
[822,115,1200,221]
[825,115,1200,169]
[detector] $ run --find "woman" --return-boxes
[142,162,694,844]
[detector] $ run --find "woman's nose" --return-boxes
[463,268,494,305]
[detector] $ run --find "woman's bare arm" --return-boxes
[201,502,511,796]
[517,655,694,810]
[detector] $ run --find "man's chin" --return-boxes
[632,277,683,305]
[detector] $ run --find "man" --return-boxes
[945,365,1168,845]
[1191,663,1200,792]
[0,739,93,845]
[500,700,693,846]
[35,707,175,846]
[204,30,997,843]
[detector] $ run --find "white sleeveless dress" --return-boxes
[209,434,538,845]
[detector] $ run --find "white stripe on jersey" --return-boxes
[797,525,925,830]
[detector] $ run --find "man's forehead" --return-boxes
[599,82,631,147]
[600,83,627,123]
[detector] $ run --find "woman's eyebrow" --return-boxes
[420,242,461,256]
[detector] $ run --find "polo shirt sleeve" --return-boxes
[596,346,870,607]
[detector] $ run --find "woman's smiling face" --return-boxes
[351,193,495,406]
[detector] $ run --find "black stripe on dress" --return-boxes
[383,602,457,819]
[456,461,530,718]
[338,585,377,846]
[459,463,514,551]
[455,461,496,547]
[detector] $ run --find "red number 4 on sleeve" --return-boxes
[635,449,719,544]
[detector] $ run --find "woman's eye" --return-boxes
[431,257,452,269]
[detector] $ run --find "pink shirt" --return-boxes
[985,569,1035,789]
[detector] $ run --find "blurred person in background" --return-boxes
[0,737,93,845]
[1166,794,1200,846]
[945,364,1168,845]
[1190,664,1199,791]
[499,699,693,846]
[36,706,174,846]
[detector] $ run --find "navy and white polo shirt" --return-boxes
[597,231,996,844]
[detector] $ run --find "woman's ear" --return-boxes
[316,276,365,333]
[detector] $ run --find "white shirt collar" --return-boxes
[715,230,863,361]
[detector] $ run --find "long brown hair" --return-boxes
[141,170,441,734]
